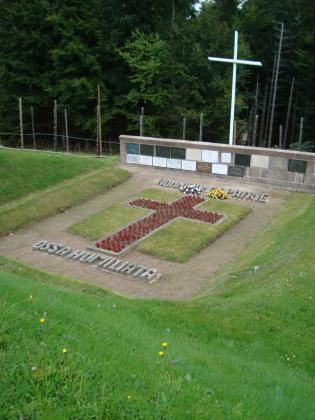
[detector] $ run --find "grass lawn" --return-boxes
[0,193,314,418]
[0,148,111,205]
[0,150,129,236]
[69,188,182,241]
[138,199,250,262]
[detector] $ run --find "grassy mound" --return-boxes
[0,148,110,205]
[0,193,314,418]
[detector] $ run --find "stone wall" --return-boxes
[119,135,315,192]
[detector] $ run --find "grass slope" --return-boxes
[0,148,109,205]
[0,152,129,236]
[0,194,314,418]
[138,200,250,262]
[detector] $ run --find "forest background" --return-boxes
[0,0,314,151]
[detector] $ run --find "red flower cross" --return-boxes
[96,195,222,253]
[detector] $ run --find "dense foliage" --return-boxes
[0,0,314,148]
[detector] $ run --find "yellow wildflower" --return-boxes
[62,347,68,354]
[159,351,164,357]
[161,342,168,348]
[127,395,132,400]
[39,318,46,325]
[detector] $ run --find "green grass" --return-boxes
[0,148,111,205]
[0,193,314,418]
[138,200,250,262]
[0,151,130,236]
[69,204,150,241]
[68,188,181,241]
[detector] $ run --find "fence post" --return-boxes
[182,117,186,140]
[199,112,203,142]
[53,99,58,152]
[64,108,69,153]
[30,106,36,149]
[19,98,24,148]
[298,117,304,150]
[140,107,144,137]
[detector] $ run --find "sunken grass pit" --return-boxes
[69,188,250,262]
[0,192,315,418]
[0,149,129,236]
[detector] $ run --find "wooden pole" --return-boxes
[140,107,144,137]
[268,23,284,148]
[199,112,203,142]
[252,115,258,146]
[298,117,304,150]
[279,124,283,148]
[182,117,186,140]
[283,76,295,149]
[53,99,58,152]
[97,84,102,156]
[233,120,237,144]
[64,108,69,153]
[96,105,100,157]
[19,97,24,148]
[30,106,36,149]
[290,85,299,146]
[258,80,269,146]
[265,55,277,146]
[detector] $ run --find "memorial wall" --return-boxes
[120,135,315,192]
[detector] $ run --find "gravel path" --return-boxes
[0,164,291,300]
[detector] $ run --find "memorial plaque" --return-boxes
[139,155,153,165]
[235,153,251,167]
[268,156,287,171]
[181,160,196,171]
[140,144,154,156]
[288,159,307,174]
[171,147,186,159]
[126,143,139,155]
[221,152,232,163]
[153,157,167,167]
[156,146,170,158]
[212,164,228,175]
[228,165,245,177]
[167,158,182,169]
[251,154,269,168]
[126,154,140,164]
[186,148,202,161]
[202,150,219,163]
[197,161,212,173]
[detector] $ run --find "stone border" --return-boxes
[32,241,162,284]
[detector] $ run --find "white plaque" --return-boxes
[181,160,196,171]
[139,155,153,166]
[251,154,269,168]
[153,157,167,167]
[212,164,228,175]
[167,159,182,169]
[126,154,140,164]
[202,150,219,163]
[221,152,232,163]
[186,148,202,161]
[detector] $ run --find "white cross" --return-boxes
[208,31,262,145]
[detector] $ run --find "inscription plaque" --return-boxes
[288,159,307,174]
[235,153,251,167]
[269,157,288,171]
[197,161,212,173]
[228,166,245,177]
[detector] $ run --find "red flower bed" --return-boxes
[96,195,222,253]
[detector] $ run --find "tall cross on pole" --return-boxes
[208,31,262,145]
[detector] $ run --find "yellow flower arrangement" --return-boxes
[207,188,229,200]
